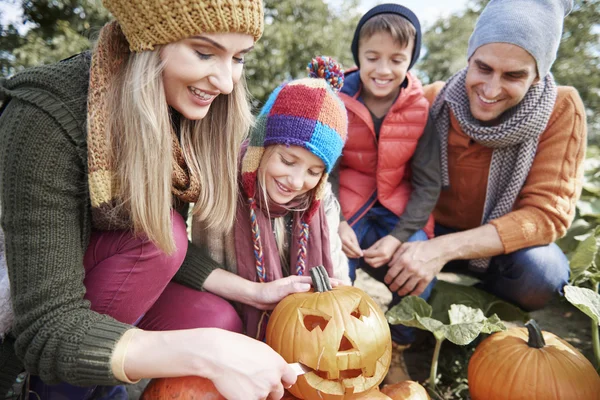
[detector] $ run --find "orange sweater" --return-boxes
[424,82,587,254]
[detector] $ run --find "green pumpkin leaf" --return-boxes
[564,285,600,325]
[429,281,529,323]
[557,219,593,254]
[569,233,599,282]
[386,297,506,345]
[577,198,600,219]
[481,314,506,333]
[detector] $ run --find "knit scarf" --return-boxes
[431,68,557,269]
[87,21,200,230]
[234,190,333,340]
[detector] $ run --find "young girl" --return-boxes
[194,57,351,340]
[0,1,305,399]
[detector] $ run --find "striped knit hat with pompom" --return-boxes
[241,56,347,281]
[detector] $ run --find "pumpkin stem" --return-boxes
[525,319,546,349]
[310,265,332,292]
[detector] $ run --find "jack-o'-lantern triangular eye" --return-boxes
[351,298,371,320]
[299,308,331,332]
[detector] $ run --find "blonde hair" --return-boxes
[106,44,252,254]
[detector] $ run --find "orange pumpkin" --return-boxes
[266,266,392,400]
[468,320,600,400]
[381,381,430,400]
[140,376,225,400]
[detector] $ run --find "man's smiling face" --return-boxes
[465,42,539,125]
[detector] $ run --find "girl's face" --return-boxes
[260,145,326,205]
[161,32,254,120]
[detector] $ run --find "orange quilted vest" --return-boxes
[338,71,434,237]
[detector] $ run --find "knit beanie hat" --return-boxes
[467,0,573,78]
[241,56,347,276]
[351,3,422,70]
[102,0,264,52]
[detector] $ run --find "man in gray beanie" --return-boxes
[379,0,587,316]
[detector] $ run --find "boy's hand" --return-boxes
[339,221,363,259]
[363,235,401,268]
[386,240,446,296]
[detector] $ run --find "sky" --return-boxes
[1,0,471,30]
[327,0,471,28]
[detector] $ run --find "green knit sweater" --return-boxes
[0,53,221,395]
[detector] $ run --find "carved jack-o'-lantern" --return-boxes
[266,266,392,399]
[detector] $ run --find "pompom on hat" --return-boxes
[241,56,348,279]
[467,0,573,78]
[102,0,264,52]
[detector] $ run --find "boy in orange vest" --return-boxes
[330,3,441,382]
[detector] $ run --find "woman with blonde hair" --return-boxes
[0,1,303,399]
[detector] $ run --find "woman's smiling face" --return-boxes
[161,32,254,120]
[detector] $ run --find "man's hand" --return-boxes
[363,235,402,268]
[385,239,447,296]
[339,221,363,259]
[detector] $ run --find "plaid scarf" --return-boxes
[87,22,200,230]
[431,68,557,269]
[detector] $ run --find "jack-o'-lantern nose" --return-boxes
[339,334,355,351]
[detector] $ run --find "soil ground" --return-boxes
[127,269,595,399]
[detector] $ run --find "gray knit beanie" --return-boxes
[467,0,573,78]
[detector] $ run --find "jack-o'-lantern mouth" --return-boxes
[313,368,365,380]
[300,349,391,395]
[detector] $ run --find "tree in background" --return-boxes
[0,0,109,76]
[418,0,600,135]
[0,0,360,106]
[245,0,360,106]
[1,0,597,127]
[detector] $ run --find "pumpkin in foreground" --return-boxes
[381,381,430,400]
[468,319,600,400]
[266,266,392,399]
[140,376,225,400]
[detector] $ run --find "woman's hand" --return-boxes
[124,328,296,400]
[205,330,297,400]
[338,221,362,259]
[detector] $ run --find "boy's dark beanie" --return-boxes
[351,3,422,71]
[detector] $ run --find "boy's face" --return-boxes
[465,43,539,125]
[358,31,414,101]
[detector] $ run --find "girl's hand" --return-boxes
[338,221,362,259]
[248,274,345,310]
[248,275,312,310]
